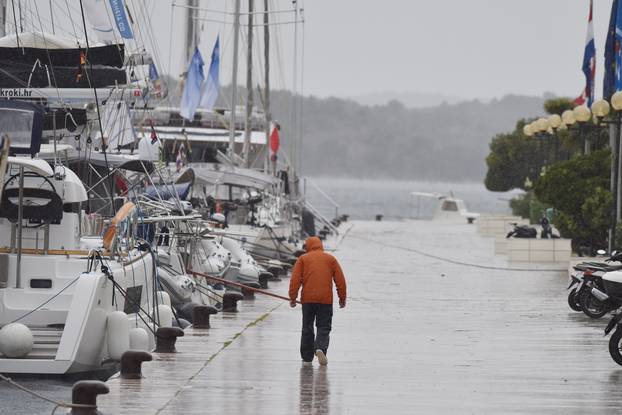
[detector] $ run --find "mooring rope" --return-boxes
[0,373,95,414]
[349,234,565,273]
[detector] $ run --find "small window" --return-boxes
[441,200,458,212]
[30,279,52,289]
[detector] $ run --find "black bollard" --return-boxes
[242,287,255,300]
[267,266,283,281]
[70,380,109,415]
[154,327,184,353]
[192,305,218,329]
[222,291,244,312]
[375,214,383,221]
[258,272,271,289]
[120,350,152,379]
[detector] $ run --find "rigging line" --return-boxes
[10,0,20,49]
[78,0,117,215]
[62,0,79,41]
[32,1,63,104]
[297,9,305,173]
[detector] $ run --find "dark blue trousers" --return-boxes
[300,303,333,362]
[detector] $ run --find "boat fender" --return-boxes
[129,327,150,351]
[107,311,130,361]
[155,290,171,307]
[156,304,174,328]
[0,323,33,357]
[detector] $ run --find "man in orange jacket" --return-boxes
[289,236,347,366]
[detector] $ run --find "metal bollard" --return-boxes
[242,287,255,300]
[155,327,185,353]
[375,214,383,221]
[222,291,243,312]
[70,380,109,415]
[267,266,283,281]
[258,272,271,288]
[192,305,218,329]
[120,350,152,379]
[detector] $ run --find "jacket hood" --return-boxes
[305,236,324,252]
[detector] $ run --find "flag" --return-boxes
[576,0,596,106]
[149,63,159,81]
[149,119,158,144]
[617,0,622,91]
[108,0,133,39]
[200,36,220,110]
[604,0,619,100]
[269,124,280,162]
[180,47,205,121]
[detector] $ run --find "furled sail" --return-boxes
[0,32,126,88]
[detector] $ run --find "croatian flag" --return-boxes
[576,0,596,106]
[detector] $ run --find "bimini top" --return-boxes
[189,164,277,190]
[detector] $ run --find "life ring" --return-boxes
[102,201,136,250]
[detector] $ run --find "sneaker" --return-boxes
[302,361,312,367]
[315,349,328,366]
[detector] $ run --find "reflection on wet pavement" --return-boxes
[299,366,329,414]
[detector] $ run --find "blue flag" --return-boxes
[180,48,205,121]
[200,36,220,110]
[149,63,159,81]
[616,1,622,91]
[108,0,133,39]
[604,0,618,100]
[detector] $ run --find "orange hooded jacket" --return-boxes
[289,237,347,305]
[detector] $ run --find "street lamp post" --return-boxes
[574,105,593,154]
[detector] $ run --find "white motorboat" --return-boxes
[410,192,480,223]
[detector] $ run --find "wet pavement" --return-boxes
[7,219,622,414]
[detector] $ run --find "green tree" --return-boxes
[534,149,612,250]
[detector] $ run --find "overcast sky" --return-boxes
[30,1,619,101]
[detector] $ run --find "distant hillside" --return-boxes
[159,78,546,181]
[350,91,465,108]
[270,91,546,181]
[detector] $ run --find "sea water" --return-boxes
[304,178,522,221]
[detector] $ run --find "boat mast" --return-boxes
[263,0,271,174]
[228,0,242,161]
[185,0,199,64]
[0,0,6,37]
[243,0,253,167]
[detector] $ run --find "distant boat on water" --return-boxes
[409,191,480,223]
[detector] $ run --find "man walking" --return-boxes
[289,236,347,366]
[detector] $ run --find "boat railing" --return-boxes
[303,177,340,220]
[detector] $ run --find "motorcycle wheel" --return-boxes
[609,328,622,366]
[579,289,609,319]
[567,288,582,312]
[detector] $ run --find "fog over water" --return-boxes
[305,178,523,221]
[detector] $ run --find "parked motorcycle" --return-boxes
[539,215,559,239]
[506,223,537,239]
[576,252,622,318]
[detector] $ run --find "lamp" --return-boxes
[592,99,611,118]
[573,105,592,123]
[561,109,576,126]
[548,114,562,129]
[612,91,622,111]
